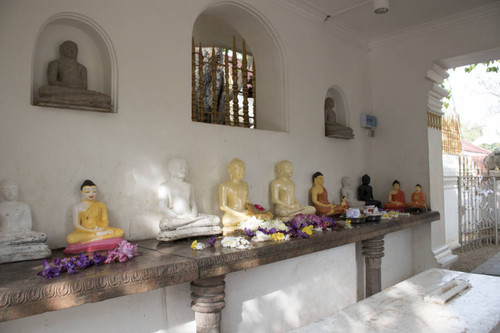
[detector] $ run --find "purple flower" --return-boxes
[268,228,277,234]
[66,259,78,274]
[309,214,321,224]
[37,259,61,279]
[75,253,92,269]
[207,237,216,246]
[244,228,256,237]
[93,252,107,265]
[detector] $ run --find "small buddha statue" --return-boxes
[324,97,354,139]
[407,184,427,211]
[38,41,112,111]
[341,176,365,209]
[157,158,221,242]
[384,180,406,211]
[310,172,343,216]
[0,180,51,263]
[271,160,315,221]
[219,158,272,236]
[64,180,124,254]
[357,174,381,208]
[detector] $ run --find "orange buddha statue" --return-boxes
[384,180,406,211]
[408,184,427,211]
[310,172,343,216]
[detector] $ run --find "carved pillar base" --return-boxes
[191,275,226,333]
[362,236,385,297]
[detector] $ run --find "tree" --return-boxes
[480,143,500,151]
[461,124,482,142]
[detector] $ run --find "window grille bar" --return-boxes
[242,39,249,127]
[224,49,231,125]
[197,43,204,122]
[191,37,197,122]
[211,46,217,124]
[232,36,240,126]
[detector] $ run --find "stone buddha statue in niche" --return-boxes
[341,176,365,209]
[310,172,343,216]
[0,180,51,263]
[157,158,221,242]
[271,160,315,221]
[38,40,112,111]
[219,158,272,236]
[64,180,124,254]
[324,97,354,139]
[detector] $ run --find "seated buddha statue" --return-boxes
[271,160,315,221]
[310,172,343,216]
[384,180,406,211]
[324,97,354,139]
[219,158,272,236]
[0,180,51,263]
[341,176,365,209]
[157,158,221,242]
[64,180,124,254]
[38,41,112,111]
[357,174,381,208]
[407,184,427,211]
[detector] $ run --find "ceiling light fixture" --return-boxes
[373,0,389,14]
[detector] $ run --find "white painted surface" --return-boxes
[0,0,498,331]
[291,268,500,333]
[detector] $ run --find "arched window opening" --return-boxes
[192,37,256,128]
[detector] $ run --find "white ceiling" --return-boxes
[293,0,500,39]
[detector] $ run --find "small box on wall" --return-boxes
[361,114,377,129]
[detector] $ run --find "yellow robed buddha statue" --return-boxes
[219,158,272,236]
[64,180,124,254]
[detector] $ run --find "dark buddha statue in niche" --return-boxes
[38,40,112,111]
[324,97,354,139]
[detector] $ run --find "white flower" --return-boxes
[313,227,323,233]
[252,230,271,242]
[238,216,264,231]
[221,236,250,249]
[194,242,206,250]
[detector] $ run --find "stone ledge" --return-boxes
[0,211,439,322]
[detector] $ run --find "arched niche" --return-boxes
[32,12,118,112]
[325,86,353,139]
[193,1,286,131]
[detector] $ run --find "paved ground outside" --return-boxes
[450,243,500,276]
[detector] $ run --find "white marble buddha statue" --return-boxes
[0,180,51,263]
[271,160,315,221]
[219,158,272,236]
[341,176,365,209]
[157,158,221,242]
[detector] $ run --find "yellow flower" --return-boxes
[191,240,198,249]
[302,225,314,236]
[270,232,285,241]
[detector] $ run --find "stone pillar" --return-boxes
[362,236,384,297]
[191,275,226,333]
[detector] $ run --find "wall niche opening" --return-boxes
[32,12,118,113]
[324,86,354,139]
[192,1,286,131]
